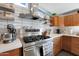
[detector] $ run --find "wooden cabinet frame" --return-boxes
[53,36,79,56]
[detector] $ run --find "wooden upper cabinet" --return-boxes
[50,11,79,26]
[58,16,64,26]
[73,14,79,26]
[50,16,64,26]
[50,16,57,26]
[64,15,72,26]
[64,13,79,26]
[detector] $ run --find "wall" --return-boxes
[63,26,79,35]
[1,3,79,35]
[0,4,48,35]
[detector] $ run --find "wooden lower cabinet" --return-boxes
[62,36,72,52]
[62,36,79,55]
[53,37,61,55]
[71,37,79,55]
[0,48,23,56]
[53,36,79,56]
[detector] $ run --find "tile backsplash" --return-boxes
[49,26,79,35]
[0,16,46,36]
[1,18,79,36]
[64,26,79,34]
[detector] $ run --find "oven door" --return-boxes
[23,46,36,56]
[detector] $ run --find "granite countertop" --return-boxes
[0,39,22,53]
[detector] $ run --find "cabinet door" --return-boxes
[50,16,58,26]
[64,16,69,26]
[73,14,79,26]
[53,16,58,26]
[64,14,79,26]
[58,16,64,26]
[62,36,72,52]
[50,16,64,26]
[0,48,22,56]
[64,15,73,26]
[53,37,61,55]
[71,37,79,55]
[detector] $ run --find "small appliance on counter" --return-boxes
[53,28,63,34]
[55,28,61,34]
[1,24,16,44]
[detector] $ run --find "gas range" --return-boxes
[23,35,50,43]
[22,35,53,56]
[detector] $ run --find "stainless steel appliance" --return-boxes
[1,24,16,43]
[22,35,53,56]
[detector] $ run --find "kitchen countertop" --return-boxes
[0,33,79,53]
[21,34,79,47]
[0,39,22,53]
[50,34,63,38]
[64,34,79,37]
[50,34,79,38]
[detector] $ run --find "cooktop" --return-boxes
[23,35,50,43]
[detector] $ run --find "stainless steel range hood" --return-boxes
[19,3,52,20]
[28,3,39,16]
[28,3,52,17]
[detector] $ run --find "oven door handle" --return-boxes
[24,48,34,51]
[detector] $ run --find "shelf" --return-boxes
[0,6,14,13]
[0,16,14,20]
[25,29,40,32]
